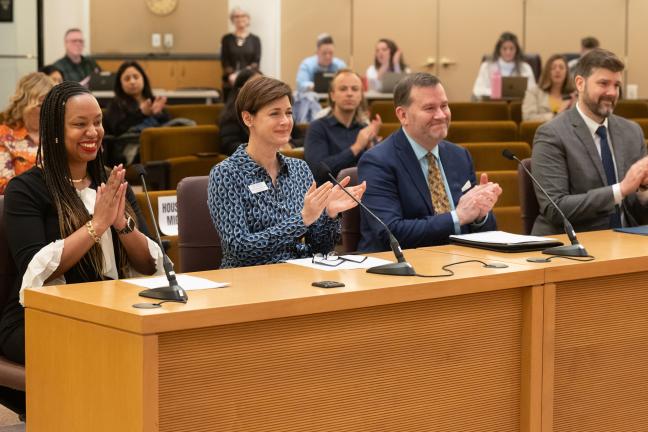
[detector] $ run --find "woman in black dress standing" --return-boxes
[220,7,261,101]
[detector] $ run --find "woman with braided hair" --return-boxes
[0,81,163,373]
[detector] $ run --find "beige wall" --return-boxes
[88,0,648,98]
[90,0,228,54]
[280,0,352,89]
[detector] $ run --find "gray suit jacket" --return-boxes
[531,107,648,235]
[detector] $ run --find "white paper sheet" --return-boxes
[123,274,228,291]
[286,255,393,271]
[450,231,559,245]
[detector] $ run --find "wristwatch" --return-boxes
[116,215,135,235]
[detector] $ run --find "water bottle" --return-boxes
[490,68,502,100]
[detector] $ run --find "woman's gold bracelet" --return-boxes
[86,221,101,244]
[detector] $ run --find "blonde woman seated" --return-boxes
[0,72,54,194]
[522,54,576,121]
[208,76,366,268]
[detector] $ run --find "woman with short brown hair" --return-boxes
[208,76,366,268]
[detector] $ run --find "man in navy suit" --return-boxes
[357,73,502,252]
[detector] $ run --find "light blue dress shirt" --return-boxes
[295,55,347,92]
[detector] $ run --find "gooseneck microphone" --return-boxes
[321,163,416,276]
[502,149,589,257]
[133,164,188,302]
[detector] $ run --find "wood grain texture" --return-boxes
[552,272,648,432]
[157,288,525,432]
[26,309,158,431]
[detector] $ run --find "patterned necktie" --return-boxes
[426,152,451,213]
[595,125,622,228]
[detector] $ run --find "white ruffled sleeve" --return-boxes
[19,239,66,306]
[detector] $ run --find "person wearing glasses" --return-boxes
[208,76,366,269]
[53,28,101,85]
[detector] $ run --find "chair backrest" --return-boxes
[0,196,17,314]
[177,176,222,272]
[139,125,220,163]
[523,53,542,81]
[508,101,522,124]
[134,190,180,267]
[165,103,224,125]
[379,122,401,139]
[476,169,523,234]
[614,100,648,119]
[369,100,398,123]
[518,158,539,235]
[281,147,305,160]
[461,141,531,171]
[449,102,509,121]
[336,167,360,253]
[447,121,518,143]
[518,120,544,146]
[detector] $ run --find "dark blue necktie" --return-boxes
[595,125,621,228]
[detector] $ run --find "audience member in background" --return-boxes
[366,39,410,92]
[568,36,600,71]
[472,31,536,100]
[358,73,501,252]
[296,34,347,92]
[104,61,173,137]
[522,54,576,121]
[219,69,301,155]
[39,64,65,84]
[0,83,163,415]
[305,69,381,184]
[531,49,648,235]
[220,7,261,101]
[0,72,54,194]
[53,28,100,85]
[208,76,365,268]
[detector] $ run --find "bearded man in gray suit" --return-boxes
[531,49,648,235]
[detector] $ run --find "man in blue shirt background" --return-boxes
[295,34,347,92]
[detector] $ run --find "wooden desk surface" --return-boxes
[24,248,542,335]
[428,230,648,283]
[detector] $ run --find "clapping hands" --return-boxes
[301,177,367,226]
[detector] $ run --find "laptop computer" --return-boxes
[380,72,409,93]
[501,76,528,99]
[89,71,116,91]
[313,71,335,93]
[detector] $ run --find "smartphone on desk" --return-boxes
[312,281,345,289]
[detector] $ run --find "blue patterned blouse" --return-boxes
[208,144,341,268]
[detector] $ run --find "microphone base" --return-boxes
[542,244,589,257]
[139,285,188,303]
[367,261,416,276]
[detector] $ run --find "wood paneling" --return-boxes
[89,0,227,54]
[437,0,524,101]
[551,272,648,432]
[627,0,648,98]
[525,0,626,70]
[158,288,524,432]
[26,309,158,431]
[351,0,437,75]
[281,0,352,90]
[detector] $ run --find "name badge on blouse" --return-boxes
[248,181,269,194]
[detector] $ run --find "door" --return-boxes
[0,0,39,105]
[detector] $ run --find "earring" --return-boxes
[55,137,58,144]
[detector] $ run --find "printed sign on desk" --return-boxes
[158,195,178,236]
